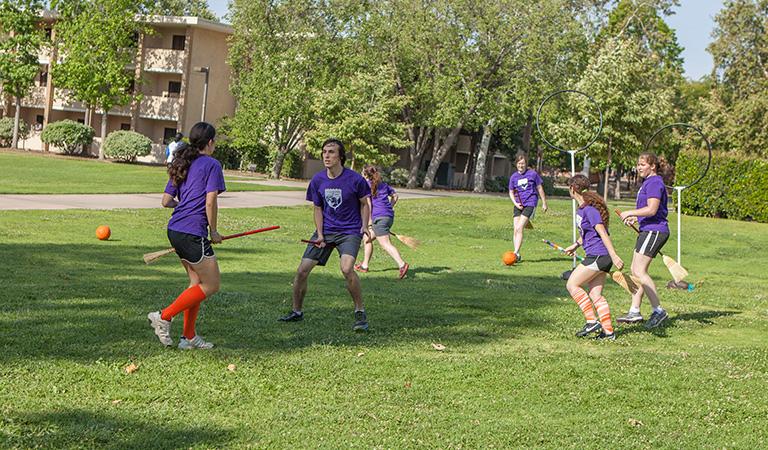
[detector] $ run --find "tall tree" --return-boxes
[148,0,218,21]
[0,0,45,149]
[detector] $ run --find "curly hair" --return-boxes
[168,122,215,187]
[567,174,609,226]
[362,165,381,196]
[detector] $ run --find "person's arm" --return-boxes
[595,223,624,270]
[161,193,177,208]
[620,197,660,225]
[390,192,399,208]
[313,205,325,247]
[508,190,522,210]
[360,196,371,235]
[564,237,583,255]
[536,184,548,212]
[206,191,222,243]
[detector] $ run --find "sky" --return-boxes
[207,0,725,80]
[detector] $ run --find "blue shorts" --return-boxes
[302,232,362,266]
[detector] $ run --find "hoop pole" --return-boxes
[570,150,577,268]
[675,186,683,264]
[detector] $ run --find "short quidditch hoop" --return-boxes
[644,123,712,190]
[535,89,604,154]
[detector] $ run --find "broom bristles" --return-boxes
[612,271,639,295]
[663,255,688,283]
[143,247,176,264]
[395,234,420,250]
[525,220,534,230]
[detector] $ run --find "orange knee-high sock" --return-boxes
[183,303,200,340]
[161,284,206,321]
[571,288,597,322]
[593,296,614,334]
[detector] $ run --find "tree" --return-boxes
[0,0,44,149]
[148,0,218,21]
[51,0,145,159]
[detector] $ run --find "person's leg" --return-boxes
[377,234,406,268]
[340,254,364,311]
[161,257,220,321]
[358,237,374,270]
[512,216,527,255]
[182,261,202,340]
[292,258,318,312]
[566,265,600,326]
[632,253,661,309]
[588,273,614,335]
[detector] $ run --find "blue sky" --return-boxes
[207,0,724,80]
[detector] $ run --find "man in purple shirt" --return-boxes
[279,138,372,331]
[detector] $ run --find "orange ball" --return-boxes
[502,251,517,266]
[96,225,111,240]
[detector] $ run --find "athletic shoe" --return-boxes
[617,311,644,324]
[645,310,668,329]
[178,335,214,350]
[515,253,522,263]
[278,311,304,322]
[576,321,602,337]
[353,310,368,331]
[147,311,173,347]
[354,263,369,273]
[595,331,616,341]
[398,262,410,279]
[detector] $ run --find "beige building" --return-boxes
[2,15,235,163]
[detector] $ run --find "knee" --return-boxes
[296,266,312,281]
[565,282,579,295]
[202,280,220,296]
[340,265,356,278]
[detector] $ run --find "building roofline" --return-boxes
[38,10,233,34]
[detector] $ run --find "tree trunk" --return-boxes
[536,143,543,173]
[473,119,495,193]
[613,166,622,200]
[99,110,108,160]
[521,113,532,154]
[12,95,21,149]
[603,138,611,200]
[406,126,431,189]
[270,149,288,179]
[423,125,462,190]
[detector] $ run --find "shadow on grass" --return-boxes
[1,409,233,449]
[616,310,740,337]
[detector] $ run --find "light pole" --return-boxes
[194,66,209,122]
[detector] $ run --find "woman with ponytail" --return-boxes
[147,122,225,349]
[355,165,409,279]
[562,174,624,340]
[617,152,670,329]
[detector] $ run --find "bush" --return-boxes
[102,130,152,162]
[0,117,30,147]
[676,150,768,223]
[383,167,410,186]
[541,175,555,196]
[41,120,94,155]
[484,175,509,193]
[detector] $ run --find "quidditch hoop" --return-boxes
[535,89,604,153]
[644,123,712,190]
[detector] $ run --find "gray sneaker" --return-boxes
[645,310,669,329]
[147,311,173,347]
[178,335,214,350]
[353,310,368,331]
[617,311,644,324]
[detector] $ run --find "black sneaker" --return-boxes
[645,310,668,329]
[595,331,616,341]
[353,310,368,331]
[278,311,304,322]
[617,311,644,323]
[576,321,602,337]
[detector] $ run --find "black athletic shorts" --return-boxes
[168,229,215,264]
[371,216,394,237]
[581,255,613,273]
[635,231,669,258]
[514,206,535,218]
[302,232,362,266]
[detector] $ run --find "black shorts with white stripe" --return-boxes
[634,231,669,258]
[581,255,613,273]
[168,229,215,264]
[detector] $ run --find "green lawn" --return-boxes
[0,151,304,193]
[1,198,767,448]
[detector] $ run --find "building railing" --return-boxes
[138,95,180,121]
[143,48,185,73]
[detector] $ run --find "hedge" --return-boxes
[103,130,152,162]
[41,120,94,155]
[676,150,768,223]
[0,117,30,147]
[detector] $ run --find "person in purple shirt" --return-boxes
[354,165,409,279]
[617,152,671,329]
[279,138,372,331]
[147,122,225,350]
[563,174,624,340]
[508,154,548,261]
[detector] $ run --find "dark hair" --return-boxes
[567,174,609,226]
[515,153,527,164]
[168,122,215,187]
[321,138,346,166]
[363,165,382,196]
[638,151,674,184]
[174,132,183,141]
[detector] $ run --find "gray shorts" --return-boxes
[302,232,362,266]
[371,216,394,237]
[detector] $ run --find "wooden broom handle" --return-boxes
[614,209,641,234]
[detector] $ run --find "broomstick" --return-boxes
[143,225,280,264]
[365,231,420,250]
[542,239,639,295]
[614,209,688,283]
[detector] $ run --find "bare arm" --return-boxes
[620,197,660,224]
[360,196,371,234]
[537,184,548,212]
[161,193,177,208]
[508,190,522,209]
[313,205,325,245]
[594,223,624,270]
[390,193,399,208]
[206,191,222,243]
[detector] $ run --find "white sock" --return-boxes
[629,307,640,314]
[653,306,664,314]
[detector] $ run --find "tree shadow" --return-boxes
[616,310,739,337]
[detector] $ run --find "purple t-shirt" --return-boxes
[165,155,226,237]
[307,168,371,235]
[637,175,669,232]
[577,205,609,256]
[508,169,543,207]
[370,181,396,220]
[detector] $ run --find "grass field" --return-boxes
[0,151,303,193]
[1,196,767,448]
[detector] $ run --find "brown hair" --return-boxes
[567,174,609,226]
[169,122,215,187]
[363,165,381,196]
[639,151,674,184]
[515,153,528,164]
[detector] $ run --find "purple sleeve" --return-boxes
[387,184,396,197]
[164,179,177,198]
[646,178,664,199]
[508,174,515,191]
[534,172,543,187]
[205,161,226,194]
[306,178,323,206]
[587,206,603,227]
[358,176,372,199]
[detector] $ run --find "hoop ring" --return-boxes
[643,123,712,190]
[535,89,603,153]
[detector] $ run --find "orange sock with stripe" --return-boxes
[161,284,206,321]
[570,288,597,322]
[593,296,614,334]
[183,303,200,340]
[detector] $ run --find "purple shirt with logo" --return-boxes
[370,181,396,220]
[165,155,226,237]
[508,169,543,207]
[577,205,609,256]
[637,175,669,232]
[307,168,372,235]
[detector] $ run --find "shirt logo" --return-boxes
[576,214,584,233]
[517,178,529,191]
[324,188,342,210]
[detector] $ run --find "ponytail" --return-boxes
[363,165,381,197]
[567,174,609,226]
[168,122,216,187]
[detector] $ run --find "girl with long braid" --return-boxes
[563,174,624,340]
[147,122,225,349]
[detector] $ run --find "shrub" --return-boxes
[384,168,410,186]
[0,117,30,147]
[484,175,509,193]
[541,175,555,196]
[41,120,94,155]
[102,130,152,162]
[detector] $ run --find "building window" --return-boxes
[120,123,131,131]
[39,71,48,86]
[77,119,84,124]
[126,79,135,94]
[168,81,182,95]
[36,115,44,125]
[172,35,186,51]
[164,128,178,144]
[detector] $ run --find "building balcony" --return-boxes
[143,48,185,74]
[138,95,180,121]
[20,86,47,108]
